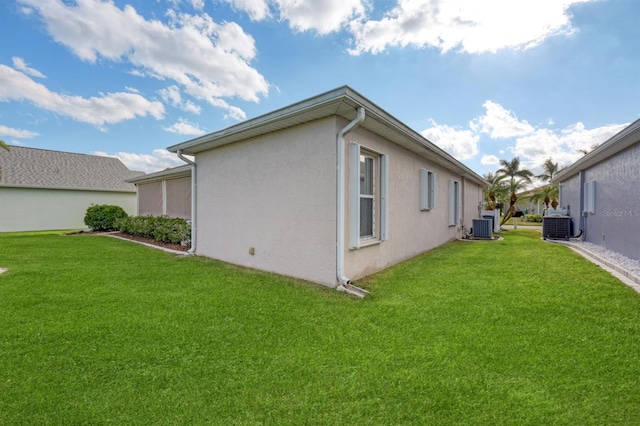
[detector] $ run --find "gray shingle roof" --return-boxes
[0,146,143,192]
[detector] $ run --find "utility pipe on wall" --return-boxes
[336,107,365,289]
[177,150,197,254]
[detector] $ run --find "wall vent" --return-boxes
[542,216,571,240]
[472,219,492,239]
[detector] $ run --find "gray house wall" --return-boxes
[578,143,640,260]
[559,173,582,223]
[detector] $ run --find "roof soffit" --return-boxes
[167,86,487,186]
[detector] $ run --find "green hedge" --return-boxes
[115,215,191,246]
[525,214,543,223]
[84,204,128,232]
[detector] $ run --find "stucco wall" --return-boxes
[194,117,338,286]
[559,172,582,225]
[0,187,136,232]
[580,143,640,260]
[462,177,483,229]
[342,123,483,281]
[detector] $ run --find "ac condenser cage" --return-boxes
[542,216,571,240]
[472,218,492,239]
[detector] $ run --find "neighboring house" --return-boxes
[0,146,142,232]
[167,86,487,291]
[127,164,191,220]
[554,118,640,261]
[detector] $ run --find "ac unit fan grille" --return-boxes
[543,216,571,240]
[472,219,492,238]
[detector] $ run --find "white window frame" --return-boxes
[584,180,596,214]
[420,168,436,210]
[448,179,461,226]
[349,143,388,249]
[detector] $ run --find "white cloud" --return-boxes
[421,120,479,160]
[224,0,271,21]
[470,100,534,139]
[480,154,500,166]
[0,65,164,126]
[11,57,46,78]
[0,124,39,139]
[94,149,187,173]
[420,99,628,172]
[274,0,366,34]
[190,0,205,9]
[559,121,627,153]
[513,122,628,171]
[348,0,593,55]
[164,118,206,135]
[159,85,202,114]
[20,0,269,120]
[220,0,365,33]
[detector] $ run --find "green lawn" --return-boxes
[1,230,639,425]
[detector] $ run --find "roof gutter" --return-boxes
[336,107,365,292]
[177,150,196,254]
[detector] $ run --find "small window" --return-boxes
[448,179,461,226]
[584,181,595,214]
[420,169,436,210]
[349,143,388,249]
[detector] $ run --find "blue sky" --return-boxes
[1,0,639,180]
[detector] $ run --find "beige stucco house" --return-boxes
[127,164,191,220]
[0,146,142,232]
[168,86,487,294]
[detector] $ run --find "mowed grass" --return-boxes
[1,230,639,425]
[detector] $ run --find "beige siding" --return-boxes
[194,118,337,286]
[342,123,483,281]
[0,187,136,232]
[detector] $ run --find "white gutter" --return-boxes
[177,150,196,254]
[336,107,365,291]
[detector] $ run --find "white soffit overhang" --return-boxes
[167,86,487,186]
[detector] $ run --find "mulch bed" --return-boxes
[110,232,190,252]
[70,231,189,252]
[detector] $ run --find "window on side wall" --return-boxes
[349,143,388,249]
[448,179,461,226]
[420,168,436,210]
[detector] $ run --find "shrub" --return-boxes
[525,214,543,223]
[116,215,191,246]
[84,204,128,232]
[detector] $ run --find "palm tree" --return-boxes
[496,157,533,226]
[536,158,560,182]
[578,143,600,156]
[534,159,562,209]
[483,171,507,210]
[528,184,559,211]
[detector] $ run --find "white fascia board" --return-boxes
[166,85,488,187]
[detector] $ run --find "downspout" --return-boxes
[177,150,196,254]
[336,107,365,290]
